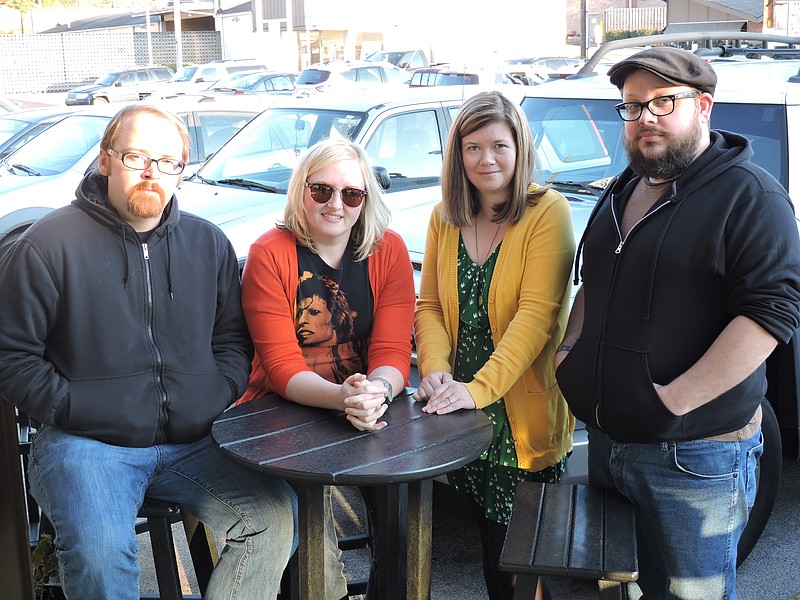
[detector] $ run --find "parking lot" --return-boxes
[9,77,800,599]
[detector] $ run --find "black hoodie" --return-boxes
[0,172,253,447]
[556,131,800,442]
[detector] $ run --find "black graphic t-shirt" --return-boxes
[296,241,374,383]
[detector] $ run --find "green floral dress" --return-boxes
[449,234,567,525]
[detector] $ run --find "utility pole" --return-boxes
[580,0,588,58]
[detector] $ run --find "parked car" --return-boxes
[206,71,297,98]
[65,66,174,105]
[158,60,269,98]
[364,49,430,70]
[0,97,19,114]
[293,61,409,96]
[0,106,76,161]
[0,100,261,257]
[175,87,485,264]
[408,64,527,87]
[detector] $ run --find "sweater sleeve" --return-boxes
[726,187,800,343]
[414,205,456,378]
[367,230,415,382]
[241,230,311,397]
[465,195,575,409]
[0,239,68,426]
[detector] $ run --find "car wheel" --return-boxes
[91,97,109,104]
[737,398,781,566]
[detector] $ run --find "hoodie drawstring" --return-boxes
[120,225,132,290]
[166,235,174,299]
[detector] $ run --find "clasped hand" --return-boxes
[412,371,476,414]
[342,373,389,431]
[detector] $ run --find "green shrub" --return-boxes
[605,28,660,42]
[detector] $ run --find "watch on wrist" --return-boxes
[373,376,394,403]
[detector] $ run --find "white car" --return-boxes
[0,100,262,256]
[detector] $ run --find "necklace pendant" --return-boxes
[478,291,483,307]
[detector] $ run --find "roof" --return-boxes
[40,10,160,34]
[685,0,764,21]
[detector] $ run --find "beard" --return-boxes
[624,119,703,181]
[128,181,167,219]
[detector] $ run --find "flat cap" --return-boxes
[608,46,717,95]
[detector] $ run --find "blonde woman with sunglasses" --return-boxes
[237,137,415,599]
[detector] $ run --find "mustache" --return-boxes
[636,127,666,139]
[132,181,166,195]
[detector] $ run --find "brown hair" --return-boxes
[441,90,547,227]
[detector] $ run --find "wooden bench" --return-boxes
[499,481,638,600]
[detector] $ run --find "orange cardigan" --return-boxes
[239,227,415,402]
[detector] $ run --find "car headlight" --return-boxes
[72,93,88,99]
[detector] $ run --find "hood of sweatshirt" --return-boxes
[72,170,181,293]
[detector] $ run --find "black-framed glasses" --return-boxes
[305,182,367,208]
[614,90,700,122]
[106,149,186,175]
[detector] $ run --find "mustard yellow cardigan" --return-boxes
[414,190,576,471]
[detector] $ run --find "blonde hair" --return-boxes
[280,138,390,262]
[441,90,547,227]
[100,104,190,162]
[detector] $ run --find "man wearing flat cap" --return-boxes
[556,46,800,598]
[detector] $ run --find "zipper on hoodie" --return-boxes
[142,242,169,443]
[592,194,673,429]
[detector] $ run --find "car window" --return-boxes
[118,72,136,86]
[402,52,426,70]
[198,112,256,159]
[384,67,408,84]
[355,67,384,83]
[712,102,788,189]
[0,117,34,144]
[172,66,198,83]
[197,67,219,82]
[153,68,173,82]
[96,72,121,86]
[522,97,625,184]
[270,75,295,92]
[297,70,330,85]
[136,71,152,83]
[521,96,789,190]
[363,110,443,192]
[3,115,109,176]
[199,108,366,191]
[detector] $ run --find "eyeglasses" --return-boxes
[106,149,186,175]
[305,182,367,208]
[614,91,700,122]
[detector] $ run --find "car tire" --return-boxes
[91,97,109,104]
[737,398,781,566]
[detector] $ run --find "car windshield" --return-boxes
[0,117,34,145]
[2,114,110,176]
[521,96,789,190]
[197,107,367,192]
[95,72,121,86]
[171,66,199,83]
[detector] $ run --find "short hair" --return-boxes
[100,104,190,163]
[441,90,547,227]
[281,138,390,262]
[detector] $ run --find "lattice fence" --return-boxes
[0,30,221,94]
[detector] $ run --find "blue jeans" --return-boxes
[588,427,763,600]
[29,426,298,600]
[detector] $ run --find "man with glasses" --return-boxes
[0,105,296,600]
[555,47,800,598]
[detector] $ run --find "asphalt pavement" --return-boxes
[137,457,800,599]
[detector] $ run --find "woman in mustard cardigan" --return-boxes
[413,91,575,600]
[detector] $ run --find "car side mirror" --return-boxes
[373,166,390,191]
